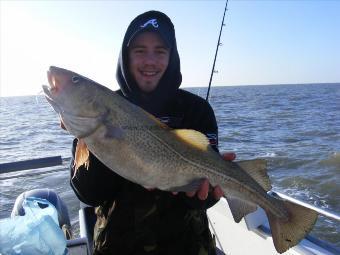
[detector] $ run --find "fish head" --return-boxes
[42,66,105,138]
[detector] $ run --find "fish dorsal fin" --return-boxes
[172,129,210,151]
[237,159,272,191]
[74,138,90,172]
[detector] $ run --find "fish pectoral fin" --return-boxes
[61,112,103,138]
[237,159,272,191]
[266,200,318,253]
[226,197,257,223]
[74,138,90,171]
[172,129,210,151]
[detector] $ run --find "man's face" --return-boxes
[128,32,170,93]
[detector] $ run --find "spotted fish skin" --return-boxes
[43,66,318,253]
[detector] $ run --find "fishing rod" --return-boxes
[206,0,229,101]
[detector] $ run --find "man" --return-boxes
[71,10,234,255]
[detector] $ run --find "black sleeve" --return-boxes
[196,100,219,153]
[179,93,219,153]
[180,97,221,210]
[70,139,123,206]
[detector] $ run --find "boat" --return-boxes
[1,156,339,255]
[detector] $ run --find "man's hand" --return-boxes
[183,152,236,200]
[221,152,236,161]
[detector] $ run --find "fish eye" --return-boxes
[72,76,81,84]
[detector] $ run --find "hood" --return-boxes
[116,10,182,115]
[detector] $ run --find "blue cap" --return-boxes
[126,11,174,48]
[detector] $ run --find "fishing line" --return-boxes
[35,89,44,105]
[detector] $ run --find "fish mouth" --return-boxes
[42,69,57,97]
[42,68,62,113]
[42,70,56,103]
[48,68,56,88]
[42,84,62,114]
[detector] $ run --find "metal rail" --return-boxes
[1,156,339,222]
[0,156,67,181]
[270,191,340,222]
[0,156,62,174]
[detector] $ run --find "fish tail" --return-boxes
[266,200,318,253]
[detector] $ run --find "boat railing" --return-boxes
[0,156,70,181]
[270,191,340,222]
[1,156,340,224]
[0,156,63,173]
[2,156,339,221]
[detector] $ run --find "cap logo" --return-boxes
[140,18,159,28]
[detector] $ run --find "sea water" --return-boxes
[1,83,339,247]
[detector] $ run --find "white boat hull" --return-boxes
[207,198,335,255]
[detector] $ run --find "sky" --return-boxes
[1,0,339,97]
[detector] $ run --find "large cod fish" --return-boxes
[43,66,317,253]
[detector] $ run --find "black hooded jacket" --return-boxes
[70,11,219,255]
[116,10,182,116]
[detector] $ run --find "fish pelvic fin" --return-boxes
[226,197,257,223]
[266,200,318,253]
[74,138,90,174]
[172,129,210,151]
[237,159,272,191]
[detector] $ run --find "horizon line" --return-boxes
[1,82,339,98]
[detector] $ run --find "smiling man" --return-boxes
[70,10,230,255]
[128,31,170,93]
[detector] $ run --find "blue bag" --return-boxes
[0,197,67,255]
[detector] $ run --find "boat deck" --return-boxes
[208,198,339,255]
